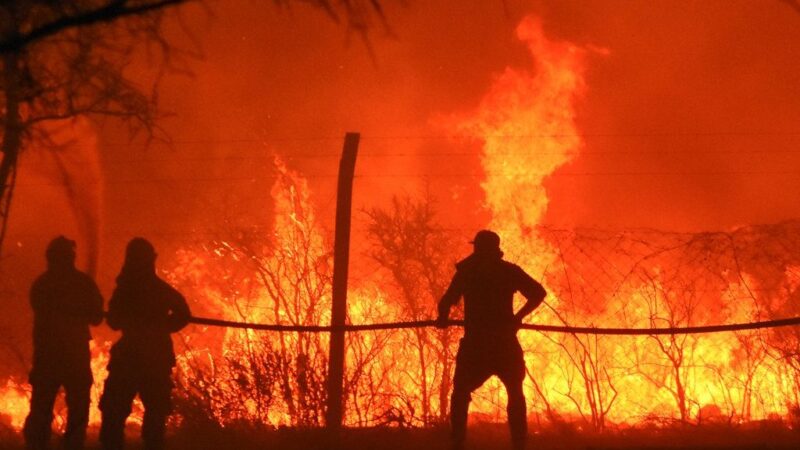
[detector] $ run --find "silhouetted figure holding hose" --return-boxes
[99,238,190,450]
[24,236,104,450]
[436,230,546,450]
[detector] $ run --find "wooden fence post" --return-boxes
[325,132,360,431]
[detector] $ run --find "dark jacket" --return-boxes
[106,272,190,375]
[438,252,546,340]
[30,268,104,380]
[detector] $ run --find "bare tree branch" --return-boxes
[0,0,191,53]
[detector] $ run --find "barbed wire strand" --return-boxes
[188,316,800,335]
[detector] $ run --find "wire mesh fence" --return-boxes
[167,220,800,430]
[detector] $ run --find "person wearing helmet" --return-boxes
[24,236,104,450]
[436,230,546,450]
[99,238,190,450]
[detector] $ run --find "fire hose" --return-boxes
[188,315,800,335]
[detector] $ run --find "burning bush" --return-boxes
[161,155,800,430]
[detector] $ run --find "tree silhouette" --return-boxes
[0,0,196,257]
[0,0,391,258]
[365,194,457,424]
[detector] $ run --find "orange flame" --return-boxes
[0,379,29,430]
[446,16,794,427]
[5,14,797,436]
[163,17,798,429]
[451,16,587,270]
[0,340,142,432]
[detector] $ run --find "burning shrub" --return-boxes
[160,158,800,431]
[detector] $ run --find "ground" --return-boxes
[0,423,799,450]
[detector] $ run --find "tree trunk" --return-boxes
[0,51,22,256]
[414,329,430,425]
[674,365,687,422]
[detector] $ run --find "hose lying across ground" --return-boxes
[188,316,800,335]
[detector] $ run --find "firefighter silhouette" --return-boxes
[99,238,190,450]
[23,236,104,450]
[436,230,546,450]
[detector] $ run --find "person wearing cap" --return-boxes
[436,230,546,450]
[99,238,190,450]
[23,236,104,450]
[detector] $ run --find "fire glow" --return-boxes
[1,15,799,433]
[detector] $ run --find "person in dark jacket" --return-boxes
[436,230,546,450]
[99,238,190,450]
[23,236,104,450]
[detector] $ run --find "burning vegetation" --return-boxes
[1,6,800,449]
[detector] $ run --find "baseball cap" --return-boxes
[470,230,501,253]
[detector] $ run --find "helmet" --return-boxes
[125,237,156,263]
[45,235,76,264]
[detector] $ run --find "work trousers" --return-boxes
[450,336,527,450]
[23,375,92,450]
[99,368,172,450]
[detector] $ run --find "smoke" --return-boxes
[45,119,105,277]
[4,0,798,286]
[3,0,799,372]
[0,118,104,375]
[102,0,800,241]
[528,0,800,231]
